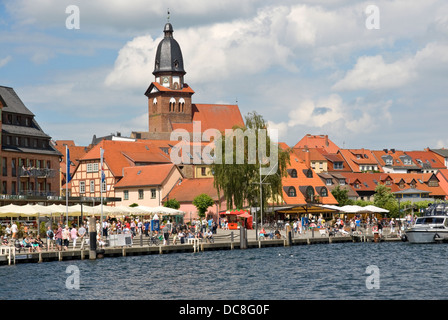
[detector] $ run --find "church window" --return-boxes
[169,97,176,112]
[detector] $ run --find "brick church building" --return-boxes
[132,22,245,141]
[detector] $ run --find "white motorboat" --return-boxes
[404,202,448,244]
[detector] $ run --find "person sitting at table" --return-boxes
[259,227,267,239]
[205,229,213,242]
[22,236,33,252]
[274,229,281,239]
[2,236,9,246]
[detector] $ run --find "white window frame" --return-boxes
[80,181,86,194]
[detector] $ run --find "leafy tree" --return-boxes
[211,111,290,211]
[164,198,180,210]
[374,184,399,217]
[331,185,354,206]
[193,193,215,218]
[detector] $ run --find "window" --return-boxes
[339,179,346,185]
[326,179,332,186]
[138,189,144,200]
[80,181,86,194]
[288,187,296,197]
[151,188,156,199]
[306,170,313,178]
[124,190,129,200]
[334,162,343,170]
[290,169,297,178]
[306,186,314,201]
[320,187,328,197]
[201,167,207,176]
[86,163,99,173]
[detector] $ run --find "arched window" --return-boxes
[179,98,185,113]
[288,187,296,197]
[169,97,176,112]
[290,169,297,178]
[306,186,315,201]
[320,187,328,197]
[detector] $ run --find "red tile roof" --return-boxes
[148,81,195,94]
[114,164,180,188]
[171,104,245,133]
[293,134,340,154]
[338,149,382,172]
[80,140,174,178]
[282,153,338,205]
[405,151,446,169]
[163,178,221,202]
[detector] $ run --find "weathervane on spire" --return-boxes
[167,8,170,22]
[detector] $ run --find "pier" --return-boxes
[0,228,401,266]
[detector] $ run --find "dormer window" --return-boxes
[288,187,296,197]
[290,169,297,178]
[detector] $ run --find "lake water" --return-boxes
[1,241,448,301]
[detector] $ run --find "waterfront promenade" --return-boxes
[0,226,400,266]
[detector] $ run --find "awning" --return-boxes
[276,204,340,214]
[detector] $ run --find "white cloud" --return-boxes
[332,55,416,91]
[0,56,11,68]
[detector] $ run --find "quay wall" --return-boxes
[0,232,401,266]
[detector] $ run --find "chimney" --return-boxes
[325,135,329,147]
[304,148,310,167]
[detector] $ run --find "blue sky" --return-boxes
[1,0,448,151]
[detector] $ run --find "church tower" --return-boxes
[144,22,194,135]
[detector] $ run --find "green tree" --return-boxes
[211,111,290,211]
[331,186,354,206]
[193,193,215,218]
[374,184,399,217]
[164,198,180,209]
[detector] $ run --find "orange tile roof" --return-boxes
[81,140,175,178]
[148,81,195,94]
[114,164,179,188]
[405,151,446,169]
[338,149,382,172]
[282,154,338,205]
[163,178,221,202]
[293,134,340,154]
[171,104,245,133]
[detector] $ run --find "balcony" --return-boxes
[19,167,57,178]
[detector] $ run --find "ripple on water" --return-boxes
[3,242,448,299]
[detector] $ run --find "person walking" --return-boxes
[78,224,87,250]
[62,225,70,251]
[54,224,63,251]
[11,222,18,239]
[70,225,78,249]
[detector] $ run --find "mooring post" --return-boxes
[89,217,97,260]
[240,227,247,249]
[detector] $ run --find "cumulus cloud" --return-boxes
[332,55,416,91]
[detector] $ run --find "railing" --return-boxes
[19,168,57,178]
[0,247,15,265]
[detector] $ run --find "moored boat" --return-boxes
[404,202,448,244]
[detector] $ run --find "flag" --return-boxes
[66,146,72,183]
[100,147,105,183]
